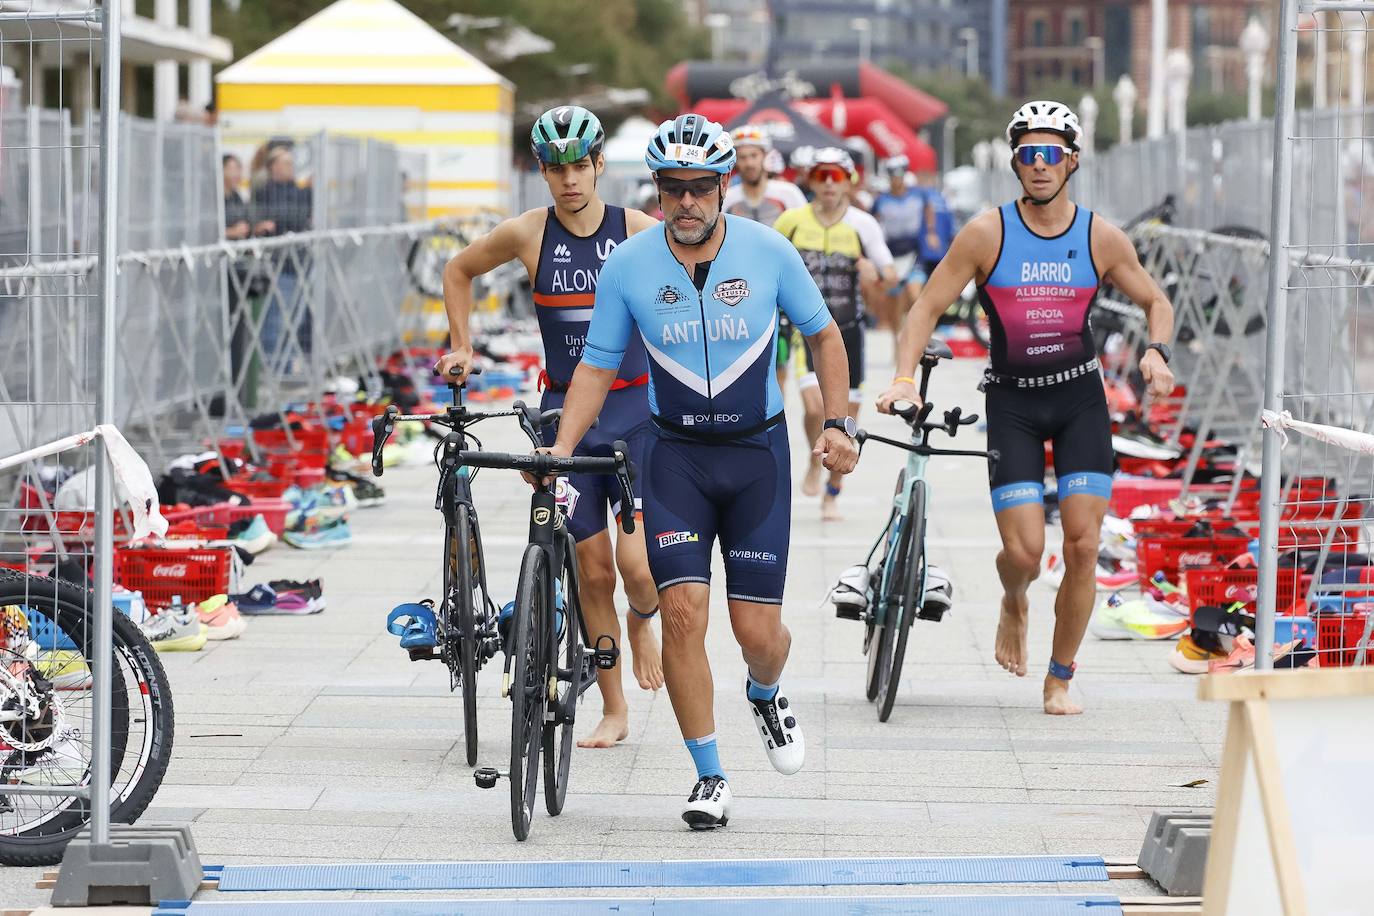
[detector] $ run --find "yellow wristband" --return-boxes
[893,376,916,385]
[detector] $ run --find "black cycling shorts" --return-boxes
[984,371,1113,512]
[803,322,863,396]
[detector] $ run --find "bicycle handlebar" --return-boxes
[456,443,637,535]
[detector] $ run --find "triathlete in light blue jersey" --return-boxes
[542,114,859,831]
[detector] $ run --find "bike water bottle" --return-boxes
[497,600,516,651]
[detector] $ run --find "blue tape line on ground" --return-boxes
[164,895,1124,915]
[212,855,1109,892]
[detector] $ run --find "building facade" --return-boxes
[1007,0,1263,100]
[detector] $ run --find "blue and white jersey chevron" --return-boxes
[583,215,831,443]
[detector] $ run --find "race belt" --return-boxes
[979,357,1101,391]
[538,371,648,394]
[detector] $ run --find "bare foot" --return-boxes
[1043,674,1083,715]
[995,593,1029,677]
[821,494,843,522]
[801,462,822,497]
[627,613,664,690]
[577,711,630,748]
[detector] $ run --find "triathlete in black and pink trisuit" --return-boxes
[533,203,652,540]
[978,200,1113,514]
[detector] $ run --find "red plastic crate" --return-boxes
[1185,567,1310,617]
[1137,535,1251,588]
[252,427,330,469]
[1111,479,1234,517]
[1317,606,1374,667]
[190,498,291,535]
[114,546,232,608]
[225,476,292,499]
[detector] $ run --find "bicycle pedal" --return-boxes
[473,766,503,789]
[406,646,441,662]
[833,602,864,621]
[592,635,620,670]
[916,605,947,622]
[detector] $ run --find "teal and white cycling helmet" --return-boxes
[531,105,605,165]
[645,114,736,174]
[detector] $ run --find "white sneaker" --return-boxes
[747,683,805,775]
[682,776,731,830]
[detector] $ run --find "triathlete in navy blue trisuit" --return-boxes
[541,114,859,831]
[436,105,665,750]
[878,101,1176,717]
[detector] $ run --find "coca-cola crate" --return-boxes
[1137,535,1251,588]
[225,476,292,499]
[252,426,330,469]
[113,546,232,608]
[1185,567,1310,617]
[1317,605,1374,667]
[189,498,291,535]
[1111,479,1233,517]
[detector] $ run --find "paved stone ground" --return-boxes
[2,344,1224,908]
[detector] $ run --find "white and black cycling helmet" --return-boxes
[1005,100,1081,151]
[809,147,858,182]
[881,155,910,178]
[646,114,736,174]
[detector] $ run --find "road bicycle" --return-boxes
[847,340,997,722]
[458,440,634,841]
[371,369,549,766]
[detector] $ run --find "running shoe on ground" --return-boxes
[232,514,277,555]
[349,478,385,508]
[747,681,805,775]
[1091,593,1190,641]
[268,579,326,613]
[1169,632,1231,674]
[283,518,353,550]
[196,596,247,640]
[682,776,731,830]
[1043,554,1136,591]
[4,723,87,785]
[1208,634,1255,673]
[141,609,208,652]
[37,650,91,690]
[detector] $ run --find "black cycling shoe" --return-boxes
[682,775,732,830]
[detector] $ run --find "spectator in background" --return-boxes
[223,155,250,240]
[252,144,314,369]
[916,169,955,278]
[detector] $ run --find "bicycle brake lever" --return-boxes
[370,405,398,477]
[612,440,636,534]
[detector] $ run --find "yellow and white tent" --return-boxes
[216,0,514,216]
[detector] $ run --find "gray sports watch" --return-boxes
[824,417,857,438]
[1146,342,1172,364]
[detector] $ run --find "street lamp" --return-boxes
[958,27,979,78]
[942,115,959,171]
[1113,74,1137,144]
[1084,36,1105,88]
[704,13,730,62]
[1166,48,1192,134]
[1239,18,1269,122]
[1079,93,1099,156]
[851,17,872,65]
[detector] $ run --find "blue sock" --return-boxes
[746,672,779,702]
[684,734,724,780]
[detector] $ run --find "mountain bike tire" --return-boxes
[878,480,926,723]
[508,545,548,841]
[543,544,581,817]
[0,570,174,866]
[449,506,480,766]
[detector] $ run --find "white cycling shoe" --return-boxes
[682,775,732,830]
[747,682,805,775]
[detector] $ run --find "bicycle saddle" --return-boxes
[924,338,953,361]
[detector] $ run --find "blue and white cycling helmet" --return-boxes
[645,114,736,174]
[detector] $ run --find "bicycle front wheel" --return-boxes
[448,506,479,766]
[878,480,926,722]
[508,545,548,841]
[0,570,174,866]
[543,541,581,817]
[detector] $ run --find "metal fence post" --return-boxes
[89,0,123,844]
[1255,0,1301,671]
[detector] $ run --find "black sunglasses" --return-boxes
[656,176,721,199]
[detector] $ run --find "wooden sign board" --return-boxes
[1199,667,1374,915]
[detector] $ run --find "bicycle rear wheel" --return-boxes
[543,542,581,816]
[0,570,174,866]
[865,476,906,701]
[508,545,548,841]
[878,480,926,722]
[446,505,479,766]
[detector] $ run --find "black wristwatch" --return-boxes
[1146,342,1172,364]
[823,417,857,438]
